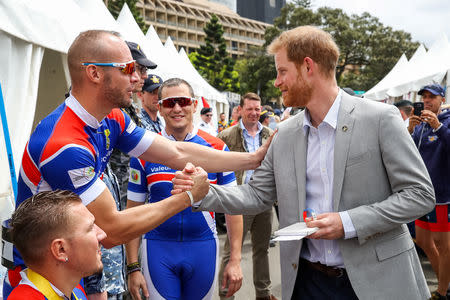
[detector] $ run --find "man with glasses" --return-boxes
[86,40,157,300]
[137,74,165,133]
[126,78,243,300]
[2,30,269,298]
[199,107,218,136]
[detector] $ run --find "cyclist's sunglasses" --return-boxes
[81,60,136,75]
[159,96,194,108]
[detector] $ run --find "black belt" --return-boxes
[300,258,346,278]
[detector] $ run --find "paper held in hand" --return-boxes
[271,222,319,242]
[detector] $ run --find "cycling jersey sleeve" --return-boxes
[111,109,156,157]
[127,158,148,203]
[39,145,106,206]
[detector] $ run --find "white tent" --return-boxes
[387,34,450,98]
[365,34,450,101]
[364,53,409,100]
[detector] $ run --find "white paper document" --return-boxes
[271,222,319,242]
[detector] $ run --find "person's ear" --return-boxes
[85,65,102,83]
[50,238,69,264]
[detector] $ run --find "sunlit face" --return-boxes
[66,203,106,277]
[159,84,197,136]
[239,98,261,128]
[101,37,140,108]
[421,91,444,115]
[274,48,312,108]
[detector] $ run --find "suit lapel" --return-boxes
[333,94,356,211]
[293,113,308,218]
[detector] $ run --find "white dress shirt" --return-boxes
[300,90,356,268]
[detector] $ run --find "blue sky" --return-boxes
[299,0,450,48]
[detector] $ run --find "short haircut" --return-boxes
[201,107,212,115]
[10,190,82,266]
[158,78,194,100]
[68,30,121,85]
[240,92,261,107]
[394,100,413,116]
[267,26,340,78]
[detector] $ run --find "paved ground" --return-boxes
[213,207,438,300]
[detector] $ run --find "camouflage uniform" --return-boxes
[109,104,142,209]
[84,164,125,298]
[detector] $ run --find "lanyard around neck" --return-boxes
[26,269,80,300]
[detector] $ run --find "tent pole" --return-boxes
[0,83,18,201]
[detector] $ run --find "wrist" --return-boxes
[185,190,194,206]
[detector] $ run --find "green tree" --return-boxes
[260,3,419,92]
[234,46,280,104]
[190,14,238,92]
[107,0,148,33]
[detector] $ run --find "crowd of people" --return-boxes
[1,24,449,300]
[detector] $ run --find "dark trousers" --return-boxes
[291,259,359,300]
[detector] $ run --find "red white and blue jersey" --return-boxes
[15,95,155,266]
[127,128,236,241]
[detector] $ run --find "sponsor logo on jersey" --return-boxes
[126,121,137,134]
[104,129,111,149]
[428,135,438,142]
[150,166,171,173]
[129,168,141,184]
[68,166,96,188]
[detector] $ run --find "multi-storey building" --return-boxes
[133,0,270,57]
[237,0,285,24]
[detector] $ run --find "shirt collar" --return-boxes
[240,119,263,135]
[20,269,67,299]
[161,125,198,141]
[302,89,342,134]
[66,94,102,129]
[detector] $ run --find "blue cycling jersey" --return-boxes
[12,95,153,268]
[127,128,236,241]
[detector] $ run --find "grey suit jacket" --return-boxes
[195,92,435,299]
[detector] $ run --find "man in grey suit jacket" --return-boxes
[174,26,435,299]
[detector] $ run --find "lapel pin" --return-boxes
[342,125,348,132]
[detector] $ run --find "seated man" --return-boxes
[126,78,243,300]
[8,190,106,299]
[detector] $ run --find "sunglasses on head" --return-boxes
[81,60,136,75]
[159,96,194,108]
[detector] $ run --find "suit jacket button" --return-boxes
[292,263,297,270]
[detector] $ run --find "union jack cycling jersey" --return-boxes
[15,95,155,266]
[127,128,236,241]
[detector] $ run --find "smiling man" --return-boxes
[8,190,106,300]
[174,25,435,300]
[126,78,243,300]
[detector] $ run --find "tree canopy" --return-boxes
[189,14,239,92]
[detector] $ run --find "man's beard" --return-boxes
[283,73,312,108]
[103,73,132,108]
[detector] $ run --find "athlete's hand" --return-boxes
[128,270,149,300]
[252,129,277,169]
[221,258,243,297]
[171,163,196,195]
[190,166,210,202]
